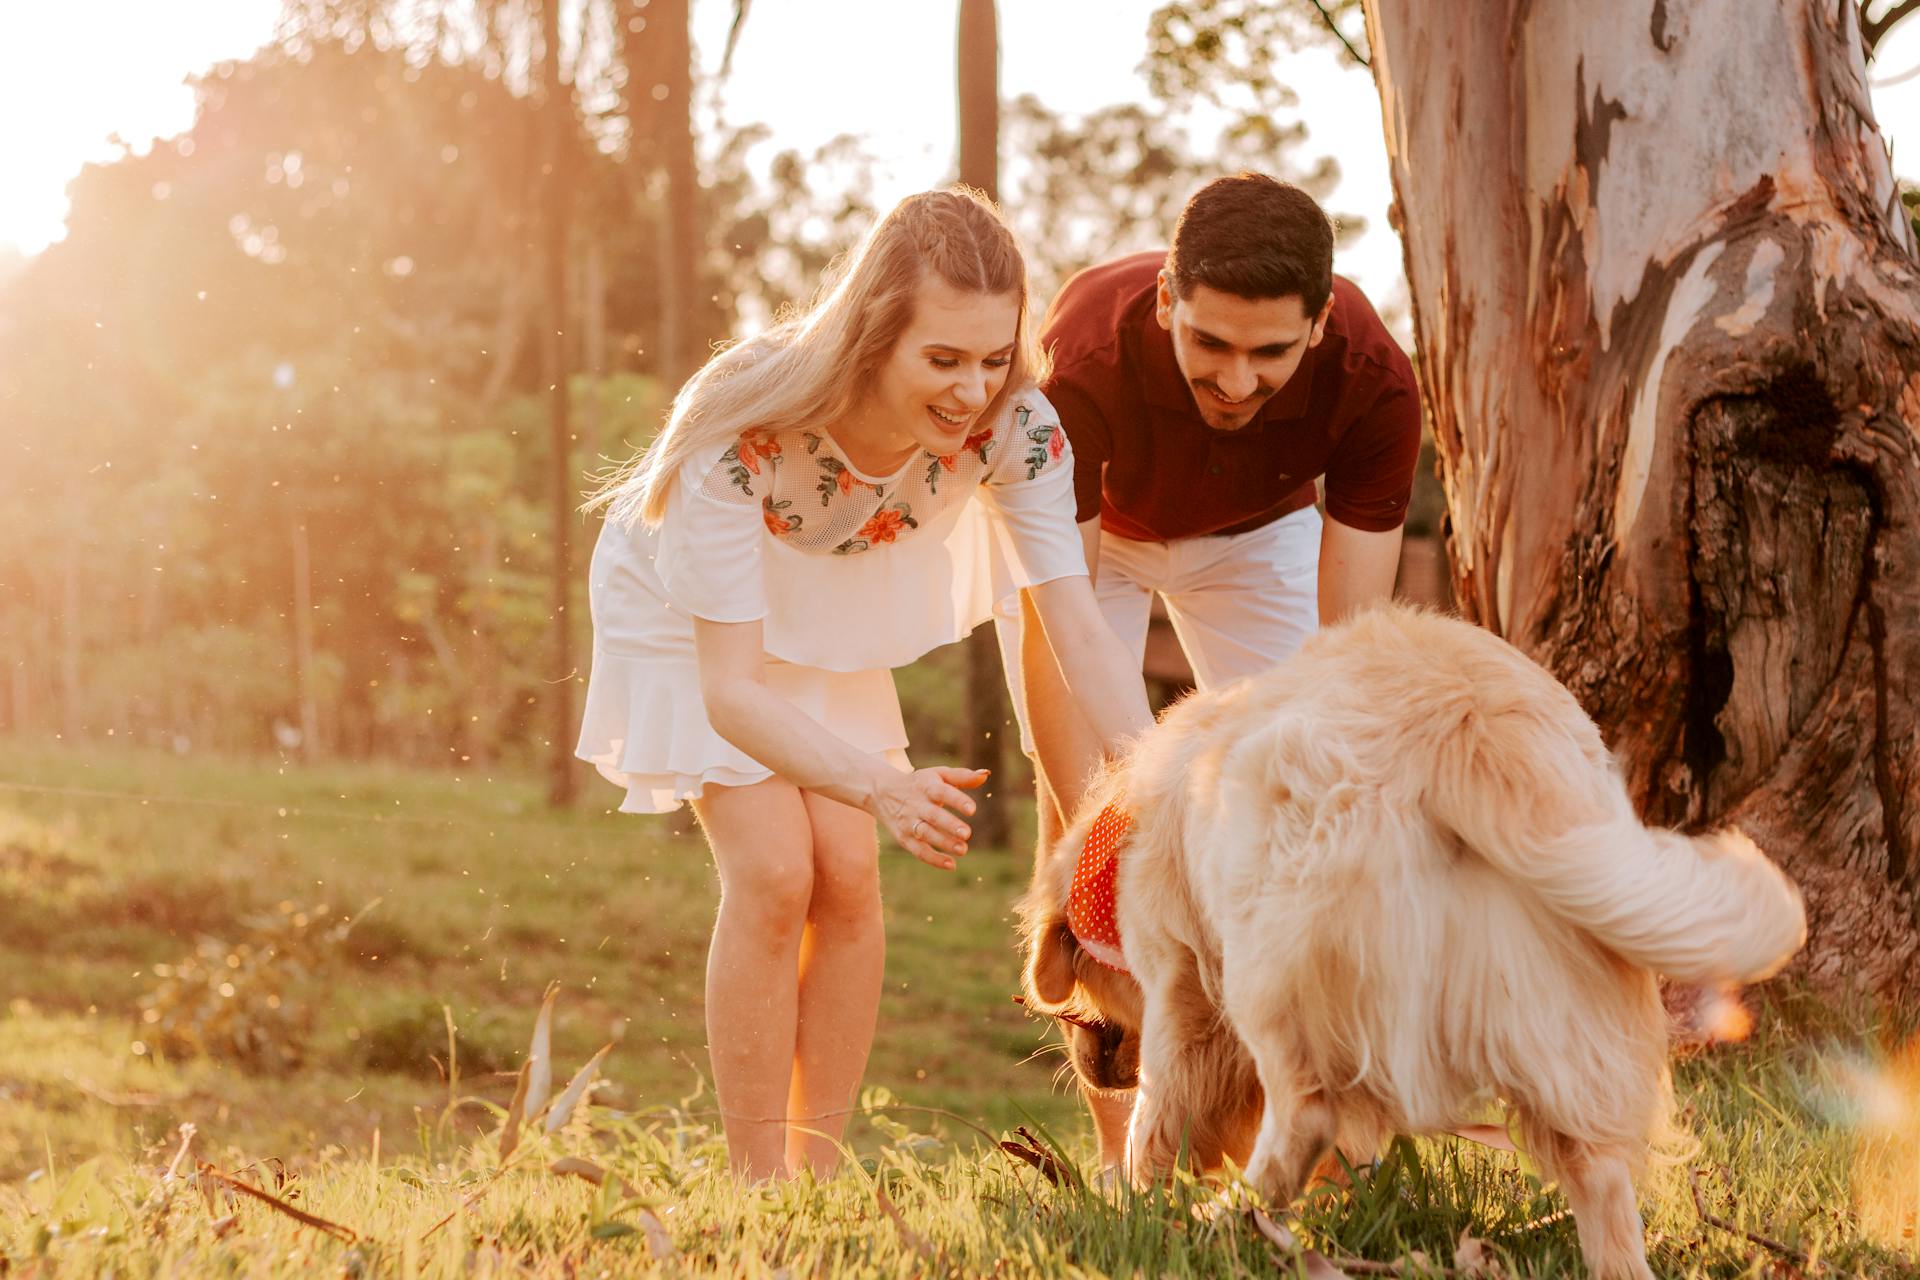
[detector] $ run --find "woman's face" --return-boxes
[864,275,1020,458]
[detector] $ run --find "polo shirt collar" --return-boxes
[1132,303,1321,425]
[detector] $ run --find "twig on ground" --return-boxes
[196,1162,356,1243]
[1688,1167,1810,1266]
[419,1167,507,1240]
[1247,1206,1454,1277]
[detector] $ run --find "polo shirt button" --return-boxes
[1208,464,1222,476]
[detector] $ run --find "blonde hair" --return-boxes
[590,186,1046,527]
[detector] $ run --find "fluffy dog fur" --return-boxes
[1019,604,1806,1280]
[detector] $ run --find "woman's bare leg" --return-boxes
[691,779,814,1180]
[785,789,886,1176]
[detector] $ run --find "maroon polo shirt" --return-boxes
[1039,251,1422,541]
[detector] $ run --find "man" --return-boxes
[1002,172,1422,1164]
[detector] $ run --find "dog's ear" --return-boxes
[1026,919,1079,1006]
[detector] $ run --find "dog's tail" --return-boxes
[1434,708,1806,985]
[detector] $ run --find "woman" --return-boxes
[579,188,1151,1179]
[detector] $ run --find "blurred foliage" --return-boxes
[351,996,521,1078]
[1004,95,1356,307]
[1,7,1350,772]
[136,901,359,1075]
[1146,0,1370,107]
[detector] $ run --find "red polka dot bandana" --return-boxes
[1066,803,1132,973]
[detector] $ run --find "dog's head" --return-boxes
[1017,822,1146,1094]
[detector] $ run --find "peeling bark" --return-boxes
[1366,0,1920,1000]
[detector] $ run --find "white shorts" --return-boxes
[994,505,1322,754]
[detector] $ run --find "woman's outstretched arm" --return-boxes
[693,617,986,870]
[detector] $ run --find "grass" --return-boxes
[1,736,1916,1276]
[0,736,1069,1177]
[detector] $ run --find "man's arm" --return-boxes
[1020,518,1107,823]
[1317,515,1403,626]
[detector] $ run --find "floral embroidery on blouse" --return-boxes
[814,454,877,506]
[832,502,919,555]
[1019,406,1063,480]
[722,430,784,496]
[762,496,802,536]
[701,399,1065,558]
[924,425,996,494]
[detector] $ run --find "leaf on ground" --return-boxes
[209,1213,238,1239]
[1299,1249,1354,1279]
[548,1160,674,1260]
[525,980,560,1118]
[635,1208,675,1260]
[1455,1229,1502,1276]
[499,1059,531,1162]
[996,1126,1075,1188]
[550,1156,623,1193]
[996,1135,1058,1185]
[542,1043,611,1133]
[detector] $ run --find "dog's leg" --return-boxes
[1526,1125,1654,1280]
[1218,950,1338,1202]
[1123,959,1219,1184]
[1240,1061,1336,1205]
[1083,1083,1134,1172]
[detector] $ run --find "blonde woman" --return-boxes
[580,188,1152,1180]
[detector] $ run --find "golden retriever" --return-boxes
[1019,604,1805,1280]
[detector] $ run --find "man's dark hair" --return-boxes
[1165,173,1334,312]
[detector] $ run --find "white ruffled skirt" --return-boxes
[575,520,912,814]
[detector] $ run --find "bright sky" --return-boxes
[2,0,1917,313]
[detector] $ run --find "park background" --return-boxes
[1,1,1919,1275]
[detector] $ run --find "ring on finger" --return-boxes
[911,819,926,842]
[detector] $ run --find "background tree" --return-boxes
[1364,0,1920,999]
[538,0,579,804]
[955,0,1015,850]
[0,1,1368,819]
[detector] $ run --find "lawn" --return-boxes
[1,738,1915,1277]
[0,737,1072,1178]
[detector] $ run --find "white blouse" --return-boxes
[576,387,1088,812]
[647,389,1085,671]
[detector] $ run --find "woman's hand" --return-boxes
[872,766,990,870]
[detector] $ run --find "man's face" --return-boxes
[1156,274,1332,432]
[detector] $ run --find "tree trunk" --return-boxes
[60,536,81,742]
[957,0,1012,849]
[1365,0,1920,999]
[623,0,701,393]
[291,513,321,760]
[541,0,578,807]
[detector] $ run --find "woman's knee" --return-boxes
[809,834,880,924]
[716,840,814,935]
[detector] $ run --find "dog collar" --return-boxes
[1066,803,1132,973]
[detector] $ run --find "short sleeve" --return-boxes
[977,394,1089,589]
[1322,359,1422,532]
[1040,371,1114,525]
[650,449,768,623]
